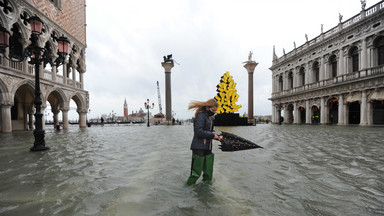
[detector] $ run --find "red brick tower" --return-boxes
[124,98,128,117]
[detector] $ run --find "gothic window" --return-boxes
[9,24,23,59]
[350,46,359,72]
[313,61,320,82]
[329,55,337,78]
[375,37,384,66]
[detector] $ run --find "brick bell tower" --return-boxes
[124,98,128,117]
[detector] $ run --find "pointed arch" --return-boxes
[44,87,67,108]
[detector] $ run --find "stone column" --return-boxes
[360,90,367,125]
[0,105,12,132]
[361,38,367,70]
[305,100,311,124]
[78,109,87,128]
[243,60,258,123]
[79,72,84,90]
[367,101,372,125]
[72,66,77,87]
[18,41,29,73]
[63,60,68,85]
[338,48,345,75]
[338,95,345,125]
[62,108,69,129]
[52,106,60,129]
[161,61,174,123]
[320,56,325,81]
[283,106,288,124]
[320,97,325,124]
[52,65,57,82]
[294,102,298,124]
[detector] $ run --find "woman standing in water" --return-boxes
[186,99,222,185]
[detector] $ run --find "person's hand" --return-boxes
[214,134,223,141]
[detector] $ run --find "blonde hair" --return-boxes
[188,99,218,117]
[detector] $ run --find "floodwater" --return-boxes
[0,124,383,216]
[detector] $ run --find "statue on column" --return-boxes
[163,54,173,63]
[248,51,253,61]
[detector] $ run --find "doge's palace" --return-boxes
[0,0,89,132]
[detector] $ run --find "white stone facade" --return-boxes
[0,0,89,132]
[270,1,384,125]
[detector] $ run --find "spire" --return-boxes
[124,98,127,107]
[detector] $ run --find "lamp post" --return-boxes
[144,99,154,127]
[0,15,70,151]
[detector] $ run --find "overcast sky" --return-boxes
[80,0,375,120]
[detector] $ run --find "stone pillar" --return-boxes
[338,95,345,125]
[161,61,174,123]
[360,90,367,125]
[320,97,325,124]
[305,100,311,124]
[283,107,288,124]
[272,105,276,124]
[78,109,87,128]
[62,108,69,130]
[79,72,84,90]
[52,65,57,82]
[243,61,258,123]
[361,38,367,70]
[0,105,12,132]
[21,41,29,73]
[367,101,372,125]
[63,61,68,85]
[52,107,60,129]
[294,102,298,124]
[320,56,325,81]
[339,48,345,75]
[72,66,77,87]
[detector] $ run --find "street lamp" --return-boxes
[144,99,154,127]
[0,15,70,151]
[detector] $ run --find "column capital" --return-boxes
[77,108,88,114]
[243,61,258,73]
[161,62,174,72]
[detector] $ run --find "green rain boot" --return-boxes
[202,154,214,183]
[186,154,205,185]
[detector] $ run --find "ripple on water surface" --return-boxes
[0,124,383,216]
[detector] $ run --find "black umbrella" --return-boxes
[218,131,263,151]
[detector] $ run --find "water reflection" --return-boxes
[0,124,383,215]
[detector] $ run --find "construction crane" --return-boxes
[154,81,165,119]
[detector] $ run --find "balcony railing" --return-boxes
[0,56,82,90]
[272,65,384,98]
[273,1,384,66]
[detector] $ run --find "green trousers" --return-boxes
[186,154,214,185]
